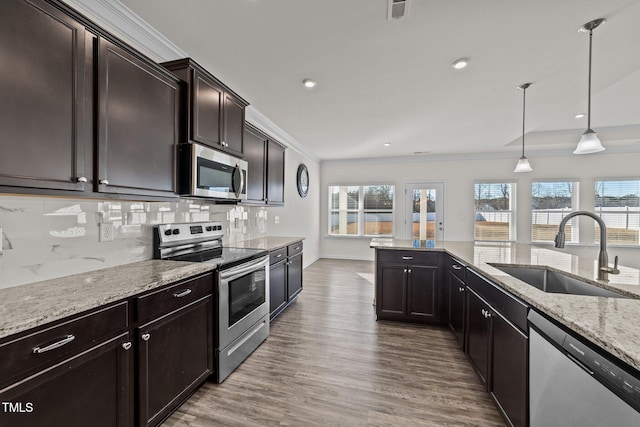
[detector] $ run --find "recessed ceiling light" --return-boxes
[302,79,317,88]
[575,113,585,119]
[384,143,391,146]
[452,58,469,69]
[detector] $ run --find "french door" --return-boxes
[405,182,445,242]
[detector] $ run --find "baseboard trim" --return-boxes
[317,255,374,262]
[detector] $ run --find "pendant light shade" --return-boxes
[574,18,606,155]
[514,83,533,173]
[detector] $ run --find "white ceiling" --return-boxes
[118,0,640,161]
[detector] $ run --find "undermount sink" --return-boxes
[491,265,628,298]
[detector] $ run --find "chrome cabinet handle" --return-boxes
[77,176,87,183]
[33,334,75,354]
[452,264,462,270]
[99,179,109,185]
[458,287,465,292]
[276,253,282,258]
[141,333,151,341]
[122,342,132,350]
[294,246,300,250]
[407,269,412,274]
[403,268,407,273]
[402,256,413,260]
[173,289,192,298]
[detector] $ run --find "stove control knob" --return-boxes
[164,229,172,236]
[172,229,180,235]
[216,225,222,231]
[206,226,213,232]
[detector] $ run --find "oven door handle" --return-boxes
[220,256,269,281]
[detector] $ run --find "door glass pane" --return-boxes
[412,189,436,241]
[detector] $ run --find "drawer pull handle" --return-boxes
[402,256,413,260]
[276,254,282,258]
[77,176,87,183]
[294,246,300,250]
[452,265,462,270]
[141,333,151,341]
[173,289,192,298]
[33,334,75,354]
[459,287,465,292]
[99,179,109,185]
[122,342,132,351]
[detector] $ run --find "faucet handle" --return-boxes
[601,255,621,275]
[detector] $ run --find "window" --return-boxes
[329,185,394,236]
[595,179,640,245]
[531,181,578,243]
[474,182,514,241]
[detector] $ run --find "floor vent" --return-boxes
[387,0,410,21]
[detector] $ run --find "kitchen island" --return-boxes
[370,239,640,370]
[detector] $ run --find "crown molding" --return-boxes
[245,107,320,164]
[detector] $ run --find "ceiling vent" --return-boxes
[387,0,410,21]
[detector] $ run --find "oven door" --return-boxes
[190,143,247,200]
[218,256,269,349]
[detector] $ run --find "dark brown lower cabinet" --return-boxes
[376,263,439,322]
[465,270,528,427]
[447,270,466,349]
[137,297,213,427]
[0,332,133,427]
[269,241,304,320]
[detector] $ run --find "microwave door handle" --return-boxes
[232,164,243,198]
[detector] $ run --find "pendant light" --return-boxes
[574,18,606,154]
[514,83,533,173]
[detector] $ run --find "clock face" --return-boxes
[297,164,309,197]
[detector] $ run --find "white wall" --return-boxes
[266,148,320,267]
[320,151,640,269]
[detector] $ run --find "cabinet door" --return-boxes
[448,272,466,349]
[191,69,222,148]
[266,140,285,205]
[223,93,245,157]
[269,260,287,320]
[0,0,88,192]
[407,265,438,321]
[97,38,179,198]
[138,297,212,427]
[0,333,132,427]
[376,264,406,319]
[490,312,528,427]
[465,287,490,387]
[287,253,303,300]
[243,125,267,203]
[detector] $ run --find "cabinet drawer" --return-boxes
[448,256,467,281]
[137,273,213,323]
[467,269,528,332]
[287,241,303,257]
[0,302,128,388]
[377,250,438,266]
[270,247,287,265]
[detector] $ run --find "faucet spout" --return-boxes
[554,210,615,281]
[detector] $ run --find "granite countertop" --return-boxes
[233,236,305,252]
[371,238,640,371]
[0,260,215,340]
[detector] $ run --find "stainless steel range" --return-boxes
[153,221,270,382]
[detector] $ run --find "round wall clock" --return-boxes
[296,163,309,198]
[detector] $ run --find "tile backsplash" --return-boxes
[0,195,268,289]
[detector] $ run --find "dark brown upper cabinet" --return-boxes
[96,38,180,198]
[0,0,90,192]
[162,58,249,158]
[242,123,286,206]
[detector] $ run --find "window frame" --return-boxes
[531,180,579,244]
[474,180,516,242]
[328,184,395,237]
[594,178,640,247]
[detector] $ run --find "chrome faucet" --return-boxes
[554,210,620,281]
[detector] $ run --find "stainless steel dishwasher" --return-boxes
[529,310,640,426]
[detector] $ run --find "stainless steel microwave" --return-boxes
[179,143,248,200]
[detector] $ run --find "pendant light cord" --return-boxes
[587,29,593,130]
[522,86,526,157]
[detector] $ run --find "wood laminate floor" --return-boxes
[163,259,506,427]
